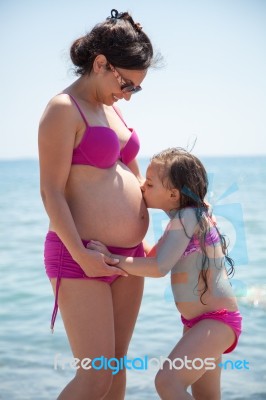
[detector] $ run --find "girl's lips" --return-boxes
[142,194,148,207]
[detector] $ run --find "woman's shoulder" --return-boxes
[39,93,82,144]
[45,93,73,111]
[39,93,78,126]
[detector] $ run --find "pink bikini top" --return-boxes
[182,226,220,258]
[69,94,140,168]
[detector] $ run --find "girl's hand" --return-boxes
[86,240,111,257]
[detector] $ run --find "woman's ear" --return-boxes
[93,54,107,73]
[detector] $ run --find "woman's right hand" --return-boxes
[75,248,128,278]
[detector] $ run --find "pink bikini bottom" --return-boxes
[44,231,145,331]
[181,309,242,353]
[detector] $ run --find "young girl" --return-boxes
[88,147,242,400]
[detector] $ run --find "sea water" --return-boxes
[0,157,266,399]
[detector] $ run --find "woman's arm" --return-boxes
[39,95,125,277]
[126,157,145,185]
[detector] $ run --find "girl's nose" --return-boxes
[140,181,146,192]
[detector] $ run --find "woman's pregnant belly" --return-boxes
[63,162,149,247]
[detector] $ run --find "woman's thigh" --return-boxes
[51,278,115,366]
[111,275,144,356]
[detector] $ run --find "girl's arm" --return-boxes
[88,208,198,277]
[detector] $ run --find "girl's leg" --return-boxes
[51,278,115,400]
[103,275,144,400]
[182,325,222,400]
[191,357,222,400]
[155,319,235,400]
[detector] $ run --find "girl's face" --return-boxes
[141,163,180,211]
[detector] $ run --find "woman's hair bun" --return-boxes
[69,9,161,75]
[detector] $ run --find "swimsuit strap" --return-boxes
[68,94,89,127]
[68,98,125,128]
[50,244,64,333]
[112,105,128,127]
[50,276,60,333]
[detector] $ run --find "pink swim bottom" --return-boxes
[44,231,145,331]
[181,309,242,353]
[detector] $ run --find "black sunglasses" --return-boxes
[108,63,142,94]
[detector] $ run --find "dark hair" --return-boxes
[152,147,208,209]
[151,147,234,304]
[70,9,157,75]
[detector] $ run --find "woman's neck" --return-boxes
[67,75,102,108]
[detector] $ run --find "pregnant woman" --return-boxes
[38,9,157,400]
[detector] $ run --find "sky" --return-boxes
[0,0,265,159]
